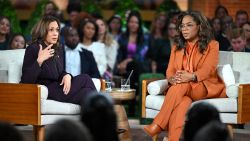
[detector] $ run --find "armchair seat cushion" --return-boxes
[146,95,237,113]
[41,100,80,114]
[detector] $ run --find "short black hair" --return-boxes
[193,121,232,141]
[184,102,221,141]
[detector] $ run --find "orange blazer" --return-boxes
[166,40,226,98]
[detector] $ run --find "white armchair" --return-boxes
[0,49,105,141]
[141,51,250,126]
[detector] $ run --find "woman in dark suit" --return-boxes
[21,15,96,105]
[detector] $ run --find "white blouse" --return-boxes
[80,42,107,76]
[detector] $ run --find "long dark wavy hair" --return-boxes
[175,11,214,53]
[125,10,144,45]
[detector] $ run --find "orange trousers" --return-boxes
[153,82,224,141]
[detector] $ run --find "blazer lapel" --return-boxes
[175,49,184,70]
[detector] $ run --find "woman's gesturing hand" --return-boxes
[37,44,54,66]
[60,74,72,95]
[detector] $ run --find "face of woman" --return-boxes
[110,18,121,32]
[128,16,139,33]
[168,23,177,38]
[45,21,59,45]
[0,18,10,35]
[156,15,166,30]
[180,15,200,42]
[96,19,106,35]
[83,22,95,40]
[11,35,25,49]
[212,18,221,33]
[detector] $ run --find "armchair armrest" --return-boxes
[141,78,166,118]
[238,84,250,124]
[0,83,41,125]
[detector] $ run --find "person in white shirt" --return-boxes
[78,19,107,77]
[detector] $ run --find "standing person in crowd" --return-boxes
[115,10,150,85]
[45,119,93,141]
[78,19,107,77]
[229,28,250,52]
[242,22,250,49]
[214,5,228,19]
[144,11,226,141]
[96,18,119,79]
[81,93,119,141]
[211,17,230,51]
[235,10,249,28]
[107,14,123,41]
[21,15,97,105]
[146,12,171,74]
[0,16,11,50]
[63,27,100,78]
[8,33,26,49]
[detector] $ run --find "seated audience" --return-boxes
[0,121,23,141]
[184,102,222,141]
[95,18,119,79]
[81,93,119,141]
[78,19,107,76]
[229,28,250,52]
[214,5,229,19]
[146,12,171,74]
[0,16,11,50]
[242,22,250,49]
[45,119,92,141]
[235,10,249,28]
[193,121,232,141]
[63,26,100,78]
[211,17,230,51]
[107,14,123,41]
[8,33,26,49]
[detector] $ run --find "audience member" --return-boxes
[184,102,222,141]
[43,1,58,16]
[0,16,11,50]
[66,1,81,27]
[242,22,250,49]
[8,33,26,49]
[167,22,178,48]
[96,18,119,79]
[193,121,232,141]
[146,12,171,74]
[115,10,150,83]
[214,5,229,19]
[0,121,23,141]
[211,17,230,51]
[235,10,249,28]
[63,27,100,78]
[81,93,119,141]
[78,19,107,76]
[229,28,249,52]
[107,14,123,41]
[45,119,92,141]
[21,15,97,105]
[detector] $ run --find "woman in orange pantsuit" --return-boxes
[144,11,227,141]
